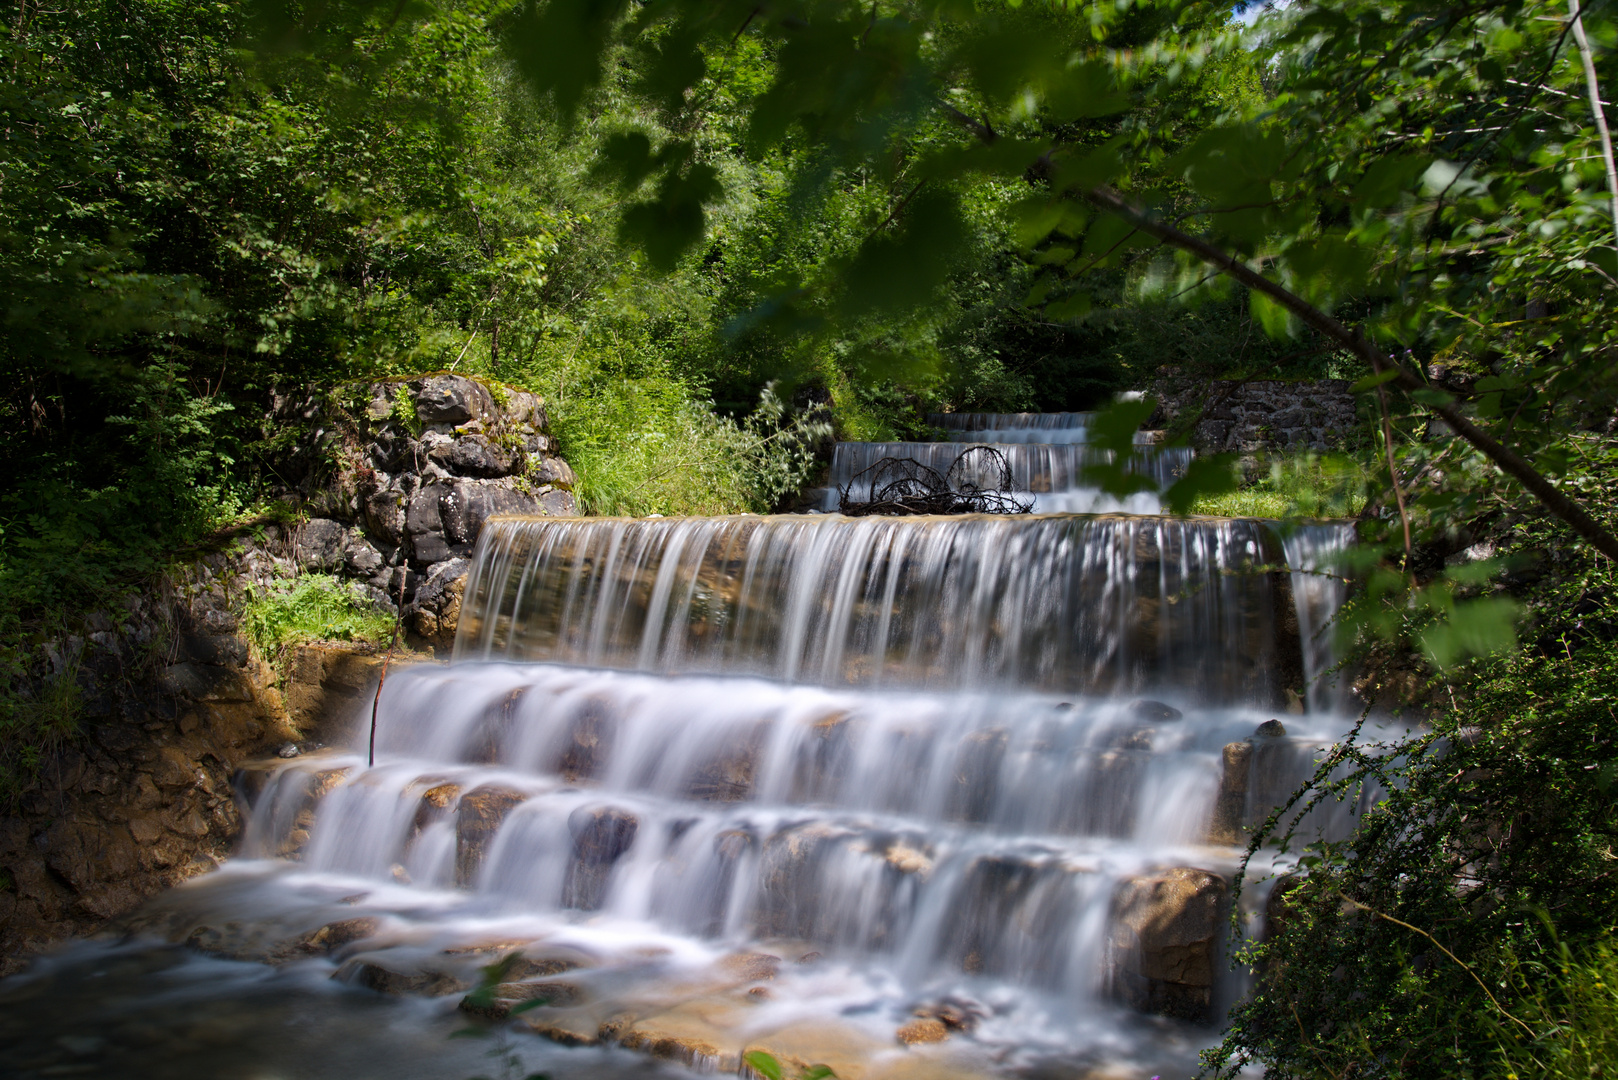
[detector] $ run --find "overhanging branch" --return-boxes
[1080,184,1618,561]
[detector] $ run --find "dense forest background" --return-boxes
[0,0,1317,638]
[6,0,1618,1077]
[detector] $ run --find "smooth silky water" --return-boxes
[1,505,1382,1080]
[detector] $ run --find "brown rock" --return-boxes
[411,782,461,837]
[42,819,140,893]
[151,746,201,790]
[128,815,165,845]
[455,786,528,887]
[458,979,582,1019]
[342,959,471,997]
[1207,740,1253,846]
[896,1018,949,1045]
[718,952,781,983]
[686,723,765,802]
[283,644,384,741]
[1108,866,1229,1021]
[281,917,382,959]
[554,699,614,782]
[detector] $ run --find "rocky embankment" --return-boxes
[0,375,577,973]
[280,373,579,649]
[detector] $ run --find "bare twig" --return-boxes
[368,569,409,768]
[1372,355,1416,581]
[1339,894,1536,1038]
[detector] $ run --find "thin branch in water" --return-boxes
[368,569,409,768]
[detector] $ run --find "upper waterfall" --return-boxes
[454,513,1303,706]
[824,441,1194,514]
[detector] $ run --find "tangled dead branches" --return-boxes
[838,446,1034,516]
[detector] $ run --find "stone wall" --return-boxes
[1147,377,1366,454]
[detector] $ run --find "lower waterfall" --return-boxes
[0,510,1382,1080]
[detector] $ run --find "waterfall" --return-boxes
[925,412,1096,444]
[94,421,1372,1078]
[1283,522,1358,714]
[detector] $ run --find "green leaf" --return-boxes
[1418,596,1520,669]
[1249,289,1294,338]
[801,1067,838,1080]
[509,997,553,1015]
[1044,60,1129,120]
[744,1050,785,1080]
[1350,369,1401,392]
[1351,154,1431,208]
[618,163,725,271]
[837,189,971,319]
[1044,291,1091,320]
[1088,397,1156,456]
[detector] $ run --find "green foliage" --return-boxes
[1496,934,1618,1080]
[1209,453,1618,1078]
[742,1049,836,1080]
[1192,453,1372,519]
[240,574,394,664]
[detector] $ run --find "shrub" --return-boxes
[240,574,395,666]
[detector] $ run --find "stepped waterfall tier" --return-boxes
[1,429,1372,1079]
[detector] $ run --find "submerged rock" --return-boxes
[896,1017,949,1045]
[563,806,639,910]
[1127,699,1183,722]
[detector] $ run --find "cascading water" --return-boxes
[453,515,1303,701]
[0,422,1373,1080]
[925,412,1098,444]
[1283,522,1359,714]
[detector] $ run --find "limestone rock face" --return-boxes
[429,434,516,478]
[295,517,349,571]
[410,558,469,649]
[1108,866,1229,1021]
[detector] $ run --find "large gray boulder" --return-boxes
[428,434,515,478]
[412,375,496,426]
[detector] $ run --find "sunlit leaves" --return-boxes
[1163,453,1240,514]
